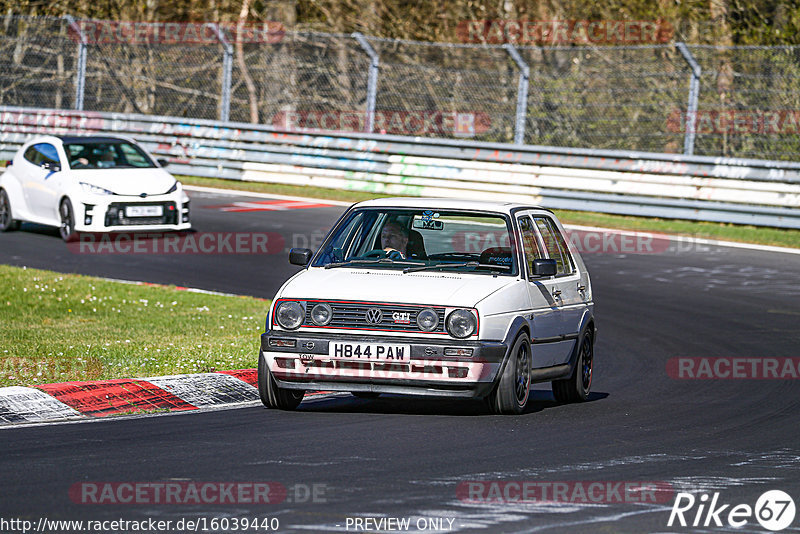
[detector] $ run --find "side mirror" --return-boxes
[531,258,557,277]
[5,160,12,167]
[289,248,313,266]
[157,158,170,168]
[42,161,60,172]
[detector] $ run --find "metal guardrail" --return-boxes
[1,106,799,229]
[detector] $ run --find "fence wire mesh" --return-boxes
[2,15,800,160]
[0,17,79,111]
[366,37,518,142]
[85,41,225,119]
[518,45,691,153]
[230,32,370,126]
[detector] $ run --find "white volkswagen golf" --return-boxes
[260,198,596,415]
[0,135,191,241]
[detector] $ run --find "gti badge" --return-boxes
[392,311,411,324]
[365,308,383,325]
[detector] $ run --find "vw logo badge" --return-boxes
[302,341,315,350]
[424,347,437,356]
[365,308,383,325]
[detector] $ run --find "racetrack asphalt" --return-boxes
[1,187,799,533]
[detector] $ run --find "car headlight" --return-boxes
[275,301,304,330]
[446,309,477,338]
[310,303,333,326]
[416,308,439,332]
[80,182,115,195]
[166,181,178,194]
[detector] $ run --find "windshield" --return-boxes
[64,141,156,170]
[311,208,518,276]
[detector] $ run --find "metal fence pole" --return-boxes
[504,44,529,145]
[209,24,233,122]
[676,42,702,156]
[353,32,379,134]
[64,15,87,111]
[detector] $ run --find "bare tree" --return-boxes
[236,0,259,122]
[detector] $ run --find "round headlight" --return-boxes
[275,301,304,330]
[416,308,439,332]
[310,303,333,326]
[446,309,477,338]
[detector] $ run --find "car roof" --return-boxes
[352,197,551,215]
[55,135,132,144]
[20,135,137,147]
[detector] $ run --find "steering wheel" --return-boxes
[362,249,388,259]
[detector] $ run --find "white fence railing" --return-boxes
[2,106,799,229]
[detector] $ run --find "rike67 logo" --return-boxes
[668,490,796,531]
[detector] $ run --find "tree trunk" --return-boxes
[236,0,259,123]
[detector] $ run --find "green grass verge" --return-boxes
[179,175,800,249]
[0,264,269,388]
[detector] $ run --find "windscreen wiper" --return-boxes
[324,258,425,269]
[403,262,511,274]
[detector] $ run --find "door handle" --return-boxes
[577,284,586,291]
[553,289,562,298]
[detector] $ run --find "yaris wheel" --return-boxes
[0,189,20,232]
[59,198,77,242]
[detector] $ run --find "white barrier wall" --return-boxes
[1,106,799,228]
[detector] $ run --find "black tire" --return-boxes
[59,198,77,242]
[258,352,304,410]
[552,330,593,403]
[486,333,531,415]
[0,189,20,232]
[352,392,380,399]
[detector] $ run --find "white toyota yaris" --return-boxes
[260,197,596,415]
[0,135,191,241]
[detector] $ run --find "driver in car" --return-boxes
[381,221,409,259]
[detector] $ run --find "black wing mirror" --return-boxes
[157,158,170,168]
[289,248,313,266]
[531,258,557,277]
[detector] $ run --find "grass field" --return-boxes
[179,176,800,249]
[0,265,269,388]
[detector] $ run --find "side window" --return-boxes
[23,146,39,164]
[534,217,575,276]
[25,144,60,167]
[36,144,60,166]
[518,216,545,275]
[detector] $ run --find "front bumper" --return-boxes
[73,195,191,232]
[260,331,508,398]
